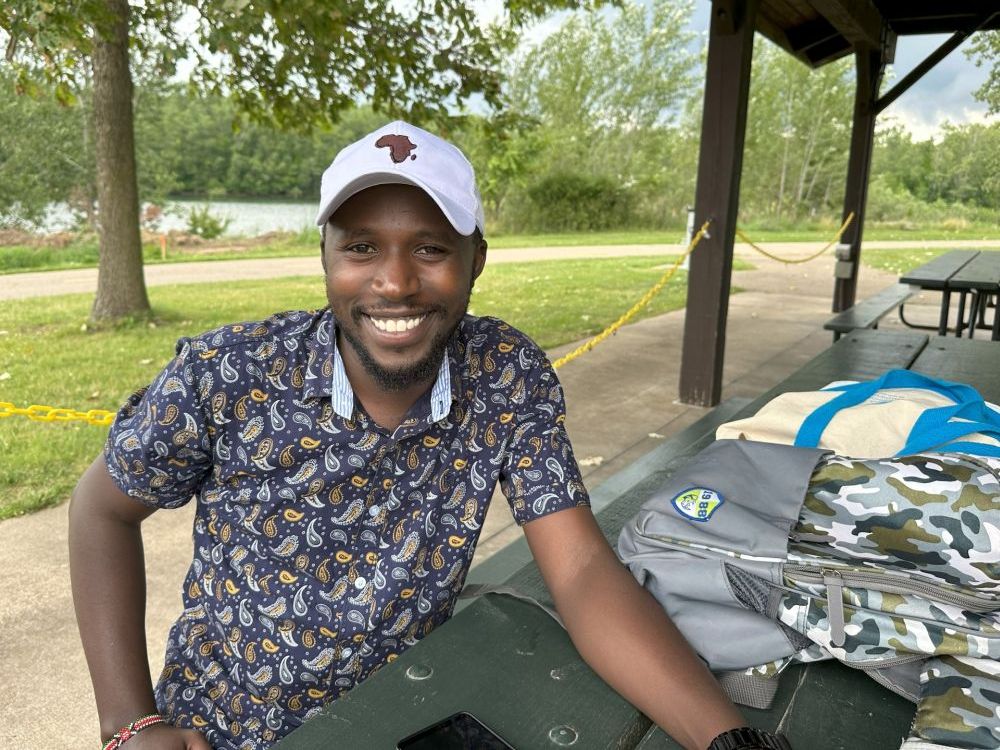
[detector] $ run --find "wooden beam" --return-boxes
[756,14,851,68]
[876,12,999,114]
[678,0,759,407]
[785,17,842,56]
[808,0,883,48]
[832,47,884,313]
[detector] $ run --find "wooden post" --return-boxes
[159,233,167,260]
[833,46,884,312]
[678,0,759,407]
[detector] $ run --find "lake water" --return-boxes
[41,199,318,237]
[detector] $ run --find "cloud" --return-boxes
[882,33,995,141]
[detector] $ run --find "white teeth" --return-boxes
[369,315,425,333]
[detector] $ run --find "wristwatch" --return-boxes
[706,727,792,750]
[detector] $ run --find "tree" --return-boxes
[740,38,854,222]
[0,68,93,229]
[967,31,1000,115]
[489,0,701,230]
[1,0,600,320]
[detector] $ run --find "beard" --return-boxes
[339,302,468,392]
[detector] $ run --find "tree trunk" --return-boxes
[90,0,149,320]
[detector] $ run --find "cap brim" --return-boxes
[315,172,477,236]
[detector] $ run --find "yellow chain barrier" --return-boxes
[552,220,711,370]
[0,401,115,426]
[735,212,854,265]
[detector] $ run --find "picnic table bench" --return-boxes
[823,282,917,340]
[276,329,1000,750]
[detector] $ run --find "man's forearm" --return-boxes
[525,507,746,748]
[69,493,159,739]
[551,545,745,750]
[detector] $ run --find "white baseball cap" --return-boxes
[315,120,485,236]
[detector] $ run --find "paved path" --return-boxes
[3,239,999,301]
[0,245,941,747]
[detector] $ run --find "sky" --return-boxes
[482,0,996,142]
[681,3,996,141]
[880,35,993,140]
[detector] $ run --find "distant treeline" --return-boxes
[2,0,998,234]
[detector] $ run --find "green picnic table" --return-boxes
[276,329,1000,750]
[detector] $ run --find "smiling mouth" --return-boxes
[365,314,427,333]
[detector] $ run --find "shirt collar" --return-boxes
[300,309,336,402]
[316,309,457,424]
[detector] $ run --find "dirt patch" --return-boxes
[153,230,299,253]
[0,230,85,248]
[0,229,299,251]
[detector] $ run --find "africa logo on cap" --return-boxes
[375,134,417,163]
[670,487,724,523]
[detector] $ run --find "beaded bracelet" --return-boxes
[101,713,165,750]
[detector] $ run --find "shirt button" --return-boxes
[368,505,381,517]
[354,577,367,589]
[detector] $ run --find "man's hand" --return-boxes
[523,506,747,750]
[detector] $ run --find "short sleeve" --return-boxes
[499,359,590,525]
[103,337,212,508]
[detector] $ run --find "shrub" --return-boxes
[186,204,231,239]
[515,171,635,232]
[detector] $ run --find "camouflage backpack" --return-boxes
[618,438,1000,750]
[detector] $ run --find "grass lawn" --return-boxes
[0,254,747,520]
[861,246,1000,275]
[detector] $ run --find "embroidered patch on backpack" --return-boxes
[671,487,724,522]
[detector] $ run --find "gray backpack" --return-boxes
[617,438,1000,750]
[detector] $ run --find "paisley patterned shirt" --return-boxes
[104,308,589,749]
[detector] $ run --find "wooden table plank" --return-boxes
[908,336,1000,399]
[948,250,1000,292]
[274,595,652,749]
[899,249,979,290]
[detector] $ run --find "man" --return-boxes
[70,121,786,750]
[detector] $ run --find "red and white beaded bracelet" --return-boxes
[101,713,166,750]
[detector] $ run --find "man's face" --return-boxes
[322,183,487,393]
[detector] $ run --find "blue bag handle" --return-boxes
[900,401,1000,456]
[794,370,1000,457]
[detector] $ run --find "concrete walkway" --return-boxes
[3,238,999,301]
[0,244,936,747]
